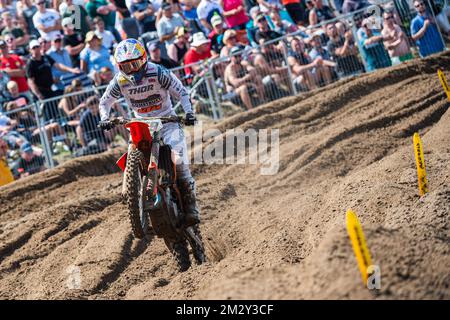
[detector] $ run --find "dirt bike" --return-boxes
[99,116,206,271]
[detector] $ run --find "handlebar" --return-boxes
[98,115,187,129]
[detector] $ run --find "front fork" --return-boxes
[121,133,161,204]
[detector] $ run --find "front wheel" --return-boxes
[125,149,149,239]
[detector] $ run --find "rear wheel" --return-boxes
[125,149,149,239]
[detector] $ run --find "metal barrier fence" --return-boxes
[1,0,448,182]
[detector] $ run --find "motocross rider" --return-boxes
[98,38,200,227]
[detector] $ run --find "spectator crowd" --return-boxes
[0,0,449,186]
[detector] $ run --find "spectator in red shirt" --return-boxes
[0,40,29,94]
[184,32,212,77]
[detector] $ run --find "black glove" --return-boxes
[185,112,197,126]
[98,120,115,131]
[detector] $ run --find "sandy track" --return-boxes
[0,52,449,299]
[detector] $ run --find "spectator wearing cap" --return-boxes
[26,39,80,103]
[93,17,117,51]
[224,46,265,110]
[254,14,283,44]
[4,34,28,57]
[80,31,115,86]
[381,11,413,65]
[325,22,364,78]
[220,29,238,57]
[1,12,30,48]
[197,0,224,32]
[33,0,62,41]
[208,15,226,56]
[357,18,392,72]
[220,0,248,30]
[62,17,85,68]
[0,40,30,94]
[130,0,157,34]
[245,6,262,47]
[411,0,445,58]
[47,34,75,89]
[0,137,14,186]
[86,0,120,42]
[168,27,190,63]
[309,0,335,26]
[157,2,186,49]
[184,32,212,76]
[13,141,46,178]
[59,0,91,36]
[149,42,179,69]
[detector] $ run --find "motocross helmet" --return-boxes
[114,38,147,85]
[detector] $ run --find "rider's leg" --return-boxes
[162,122,200,226]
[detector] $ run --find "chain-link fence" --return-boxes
[1,0,448,183]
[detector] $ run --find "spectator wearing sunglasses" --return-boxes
[3,34,28,57]
[62,17,85,68]
[33,0,62,41]
[381,11,412,65]
[411,0,445,57]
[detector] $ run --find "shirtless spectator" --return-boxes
[224,46,265,109]
[381,11,413,65]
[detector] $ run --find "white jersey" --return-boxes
[99,62,192,121]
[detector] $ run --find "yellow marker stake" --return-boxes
[437,69,450,101]
[346,209,373,286]
[413,132,428,196]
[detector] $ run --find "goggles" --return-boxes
[118,56,146,75]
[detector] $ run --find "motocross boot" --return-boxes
[177,177,200,227]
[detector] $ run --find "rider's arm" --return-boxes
[157,65,193,114]
[99,76,122,121]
